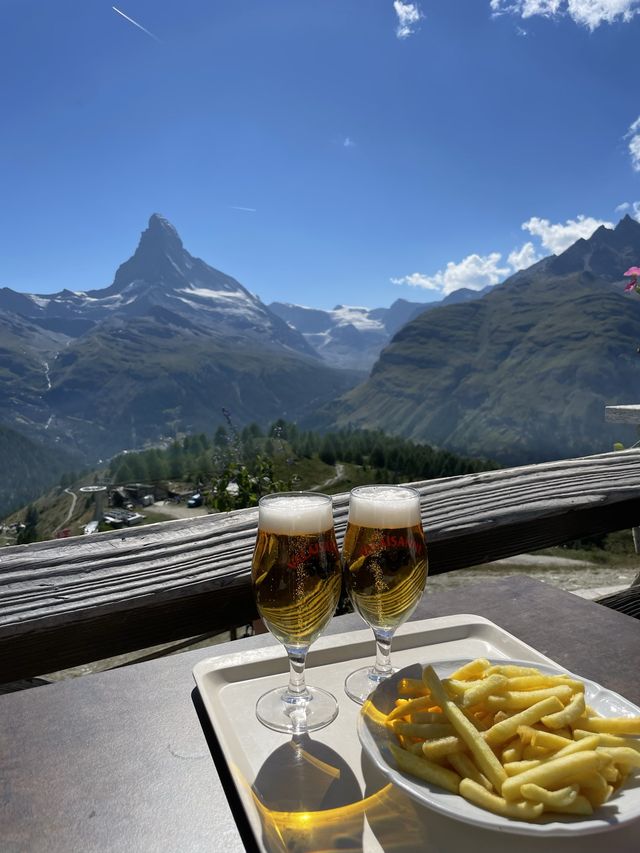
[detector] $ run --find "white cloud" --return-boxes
[490,0,640,29]
[394,1,424,39]
[508,241,542,270]
[491,1,562,18]
[343,137,356,148]
[521,214,613,253]
[391,252,510,295]
[391,211,619,297]
[567,0,640,28]
[627,116,640,171]
[619,201,640,221]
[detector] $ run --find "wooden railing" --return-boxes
[1,450,640,683]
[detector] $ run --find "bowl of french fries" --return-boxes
[358,657,640,835]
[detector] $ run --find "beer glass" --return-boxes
[252,492,342,733]
[342,485,428,704]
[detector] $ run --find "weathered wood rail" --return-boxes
[1,450,640,683]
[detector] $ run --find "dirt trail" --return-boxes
[311,463,346,491]
[53,488,78,536]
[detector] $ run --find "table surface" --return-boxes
[1,575,639,853]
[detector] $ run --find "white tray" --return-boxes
[192,615,638,852]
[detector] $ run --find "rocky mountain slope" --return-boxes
[269,289,491,370]
[0,215,359,461]
[0,424,80,518]
[333,216,640,464]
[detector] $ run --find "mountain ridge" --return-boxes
[332,216,640,464]
[269,288,492,370]
[0,215,359,461]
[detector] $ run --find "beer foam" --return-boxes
[348,486,421,529]
[259,493,334,535]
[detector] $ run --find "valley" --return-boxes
[3,213,640,527]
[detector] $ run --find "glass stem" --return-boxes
[373,630,394,678]
[286,648,310,702]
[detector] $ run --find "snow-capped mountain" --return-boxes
[0,215,358,459]
[268,303,390,370]
[0,214,316,358]
[269,291,491,370]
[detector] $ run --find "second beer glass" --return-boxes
[252,491,342,733]
[342,485,428,704]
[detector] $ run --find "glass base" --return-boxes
[255,685,339,733]
[344,664,397,705]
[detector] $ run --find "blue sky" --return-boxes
[1,1,639,308]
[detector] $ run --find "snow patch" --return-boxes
[180,285,254,304]
[331,305,385,331]
[42,360,52,391]
[29,294,50,308]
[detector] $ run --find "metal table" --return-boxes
[1,576,639,852]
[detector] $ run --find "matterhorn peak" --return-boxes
[137,213,184,255]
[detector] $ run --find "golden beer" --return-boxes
[253,527,341,647]
[342,521,427,631]
[342,485,428,705]
[252,494,341,649]
[251,492,341,732]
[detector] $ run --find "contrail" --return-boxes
[231,206,257,213]
[112,6,161,43]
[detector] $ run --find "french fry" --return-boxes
[388,721,454,739]
[460,674,509,707]
[444,678,485,697]
[552,727,573,740]
[507,675,584,692]
[483,696,564,747]
[550,733,600,759]
[459,778,544,820]
[389,744,460,794]
[544,795,593,815]
[540,691,585,729]
[492,710,512,724]
[503,759,541,776]
[573,730,640,751]
[572,771,612,807]
[449,658,491,680]
[423,665,507,793]
[572,716,640,735]
[447,752,493,791]
[486,686,573,711]
[421,735,466,761]
[382,657,640,824]
[501,751,602,801]
[520,782,579,808]
[397,677,430,697]
[485,664,542,678]
[601,763,621,783]
[522,743,551,760]
[410,711,446,724]
[516,725,573,752]
[387,694,433,721]
[501,741,523,763]
[597,747,640,770]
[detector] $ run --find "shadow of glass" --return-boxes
[252,734,365,852]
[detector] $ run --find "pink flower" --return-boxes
[624,266,640,276]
